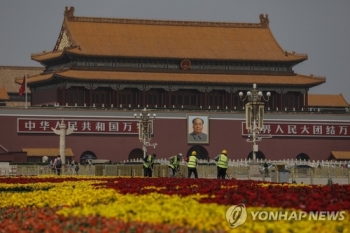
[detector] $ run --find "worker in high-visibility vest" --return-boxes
[214,150,228,179]
[143,153,156,177]
[186,151,198,178]
[168,153,182,177]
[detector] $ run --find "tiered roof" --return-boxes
[0,87,9,101]
[26,69,325,87]
[0,66,43,93]
[308,94,349,107]
[32,7,307,63]
[24,7,326,89]
[0,66,43,106]
[328,151,350,160]
[22,148,74,157]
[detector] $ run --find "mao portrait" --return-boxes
[187,115,209,144]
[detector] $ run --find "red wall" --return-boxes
[31,88,58,106]
[0,110,349,162]
[0,152,27,162]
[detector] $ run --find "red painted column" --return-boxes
[279,93,283,110]
[61,86,66,106]
[142,89,146,107]
[305,91,309,110]
[168,90,171,108]
[89,88,92,107]
[115,89,119,107]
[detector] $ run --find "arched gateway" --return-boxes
[296,153,310,161]
[80,151,97,162]
[187,145,209,160]
[247,151,266,160]
[128,148,143,161]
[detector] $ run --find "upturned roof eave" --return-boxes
[31,51,65,62]
[24,69,326,88]
[31,49,308,64]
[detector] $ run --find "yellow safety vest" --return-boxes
[168,156,179,169]
[187,155,197,168]
[217,154,228,168]
[143,155,153,168]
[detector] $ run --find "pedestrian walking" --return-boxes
[264,162,269,177]
[53,155,62,175]
[74,162,80,175]
[69,161,75,175]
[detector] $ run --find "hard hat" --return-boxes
[191,151,197,156]
[222,150,227,154]
[178,153,183,157]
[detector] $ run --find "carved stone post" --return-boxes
[52,119,74,164]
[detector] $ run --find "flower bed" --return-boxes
[0,176,349,232]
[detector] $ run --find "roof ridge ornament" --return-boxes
[259,14,269,27]
[70,15,263,28]
[64,6,75,19]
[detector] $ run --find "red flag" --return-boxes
[19,75,26,97]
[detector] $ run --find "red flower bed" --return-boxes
[94,177,350,212]
[2,177,350,212]
[1,176,349,232]
[0,207,204,233]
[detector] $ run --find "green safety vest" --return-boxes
[143,155,153,168]
[217,154,228,168]
[168,156,179,169]
[187,155,197,168]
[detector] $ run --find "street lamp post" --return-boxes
[239,84,271,165]
[134,108,157,158]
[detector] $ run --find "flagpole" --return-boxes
[25,70,27,109]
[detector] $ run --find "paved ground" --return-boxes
[239,177,350,185]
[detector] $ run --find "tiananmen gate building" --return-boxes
[0,7,349,164]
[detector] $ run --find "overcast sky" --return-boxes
[1,0,349,102]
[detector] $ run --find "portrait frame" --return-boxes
[187,115,209,144]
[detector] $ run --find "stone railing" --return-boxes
[3,162,348,177]
[2,160,349,185]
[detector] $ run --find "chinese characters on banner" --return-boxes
[17,118,153,134]
[242,121,350,137]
